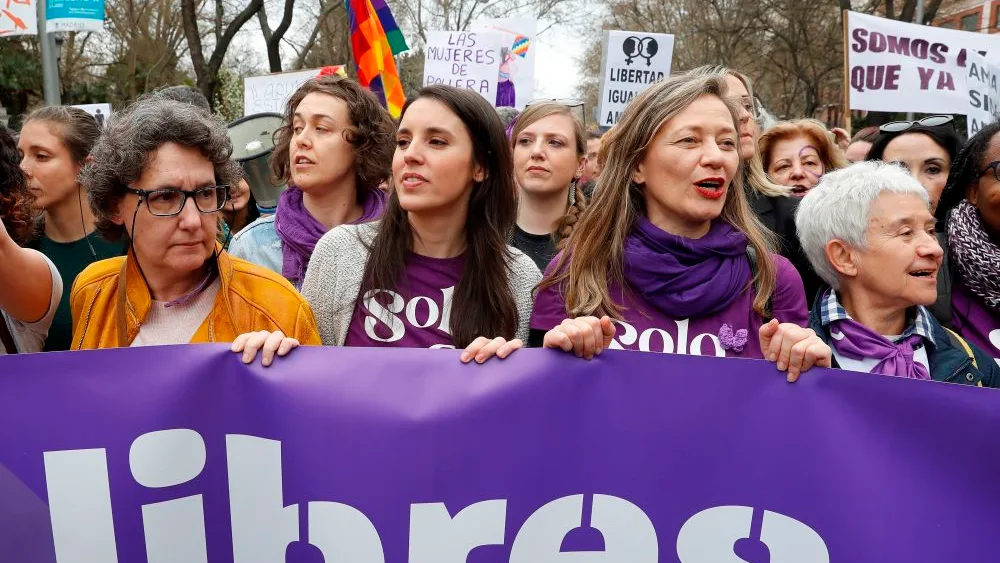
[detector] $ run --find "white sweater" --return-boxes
[301,222,542,346]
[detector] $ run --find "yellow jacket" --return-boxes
[70,248,321,349]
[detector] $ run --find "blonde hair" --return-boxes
[539,71,778,319]
[688,65,789,198]
[511,102,588,241]
[759,119,850,178]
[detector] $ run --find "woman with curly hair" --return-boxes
[69,97,320,355]
[228,76,396,289]
[509,101,588,271]
[0,127,62,354]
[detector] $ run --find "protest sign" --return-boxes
[71,103,111,128]
[0,0,37,36]
[243,66,345,117]
[966,52,1000,135]
[472,17,537,109]
[46,0,104,33]
[424,30,504,104]
[1,345,1000,561]
[846,11,1000,114]
[599,30,674,127]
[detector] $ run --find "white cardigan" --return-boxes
[301,222,542,346]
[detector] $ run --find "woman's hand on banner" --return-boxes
[231,330,301,367]
[758,319,832,382]
[460,337,524,364]
[543,316,616,360]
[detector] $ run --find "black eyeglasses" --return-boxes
[125,186,230,217]
[879,115,954,133]
[981,161,1000,182]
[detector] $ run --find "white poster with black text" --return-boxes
[599,30,674,127]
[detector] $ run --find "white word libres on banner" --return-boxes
[847,11,1000,114]
[599,30,674,127]
[424,30,504,104]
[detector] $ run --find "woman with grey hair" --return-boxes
[68,97,321,361]
[796,161,999,385]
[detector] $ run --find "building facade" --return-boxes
[934,0,1000,32]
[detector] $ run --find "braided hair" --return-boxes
[938,121,1000,223]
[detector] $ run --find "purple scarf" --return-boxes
[275,186,386,286]
[829,319,930,380]
[623,217,751,317]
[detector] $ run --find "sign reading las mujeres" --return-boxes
[1,345,998,561]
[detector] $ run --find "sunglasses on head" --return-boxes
[879,115,954,133]
[525,98,586,124]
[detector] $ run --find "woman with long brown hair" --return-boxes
[235,85,541,364]
[18,106,125,350]
[0,126,62,354]
[509,101,588,271]
[530,71,831,381]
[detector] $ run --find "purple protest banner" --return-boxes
[1,345,999,561]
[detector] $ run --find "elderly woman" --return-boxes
[796,161,999,385]
[70,97,321,359]
[759,119,849,197]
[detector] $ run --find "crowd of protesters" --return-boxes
[2,66,998,386]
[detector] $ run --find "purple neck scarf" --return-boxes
[623,217,751,317]
[829,319,931,380]
[275,186,386,286]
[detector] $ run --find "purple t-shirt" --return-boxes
[531,254,808,359]
[951,281,1000,363]
[345,252,465,349]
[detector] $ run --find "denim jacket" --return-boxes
[228,215,287,284]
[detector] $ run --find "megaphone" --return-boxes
[227,113,286,211]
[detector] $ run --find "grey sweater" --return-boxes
[301,222,542,346]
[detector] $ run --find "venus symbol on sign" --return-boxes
[623,36,659,66]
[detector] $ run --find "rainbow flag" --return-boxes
[347,0,408,117]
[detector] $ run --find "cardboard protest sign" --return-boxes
[966,52,1000,136]
[472,17,537,109]
[423,30,504,104]
[71,103,111,128]
[599,30,674,127]
[243,67,345,117]
[0,0,37,36]
[847,11,1000,114]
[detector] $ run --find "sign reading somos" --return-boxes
[598,30,674,127]
[847,11,1000,114]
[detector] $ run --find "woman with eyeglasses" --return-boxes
[510,101,589,271]
[17,106,126,351]
[69,98,321,353]
[866,116,962,214]
[529,71,831,381]
[928,122,1000,361]
[0,126,62,354]
[692,67,828,302]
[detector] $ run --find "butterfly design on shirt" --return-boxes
[718,323,749,353]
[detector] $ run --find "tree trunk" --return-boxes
[181,0,263,108]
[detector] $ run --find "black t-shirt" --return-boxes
[512,226,557,273]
